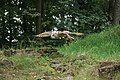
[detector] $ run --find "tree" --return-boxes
[0,0,110,48]
[112,0,120,25]
[108,0,115,21]
[109,0,120,25]
[36,0,44,34]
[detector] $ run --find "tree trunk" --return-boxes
[8,1,12,47]
[36,0,44,34]
[108,0,115,21]
[112,0,120,25]
[23,15,27,34]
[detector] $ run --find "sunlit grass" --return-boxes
[59,26,120,60]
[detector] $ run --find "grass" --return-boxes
[1,25,120,80]
[59,26,120,60]
[58,26,120,80]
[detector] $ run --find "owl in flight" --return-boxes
[34,31,84,41]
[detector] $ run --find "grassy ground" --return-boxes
[58,26,120,80]
[59,26,120,59]
[0,26,120,80]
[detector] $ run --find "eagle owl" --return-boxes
[34,31,84,41]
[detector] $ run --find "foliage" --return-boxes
[44,0,109,33]
[0,0,36,48]
[0,0,110,48]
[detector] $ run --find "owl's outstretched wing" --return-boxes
[70,32,84,36]
[33,32,51,37]
[62,31,84,36]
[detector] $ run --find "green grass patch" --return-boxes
[59,26,120,60]
[9,54,51,70]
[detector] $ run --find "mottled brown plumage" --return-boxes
[34,31,84,41]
